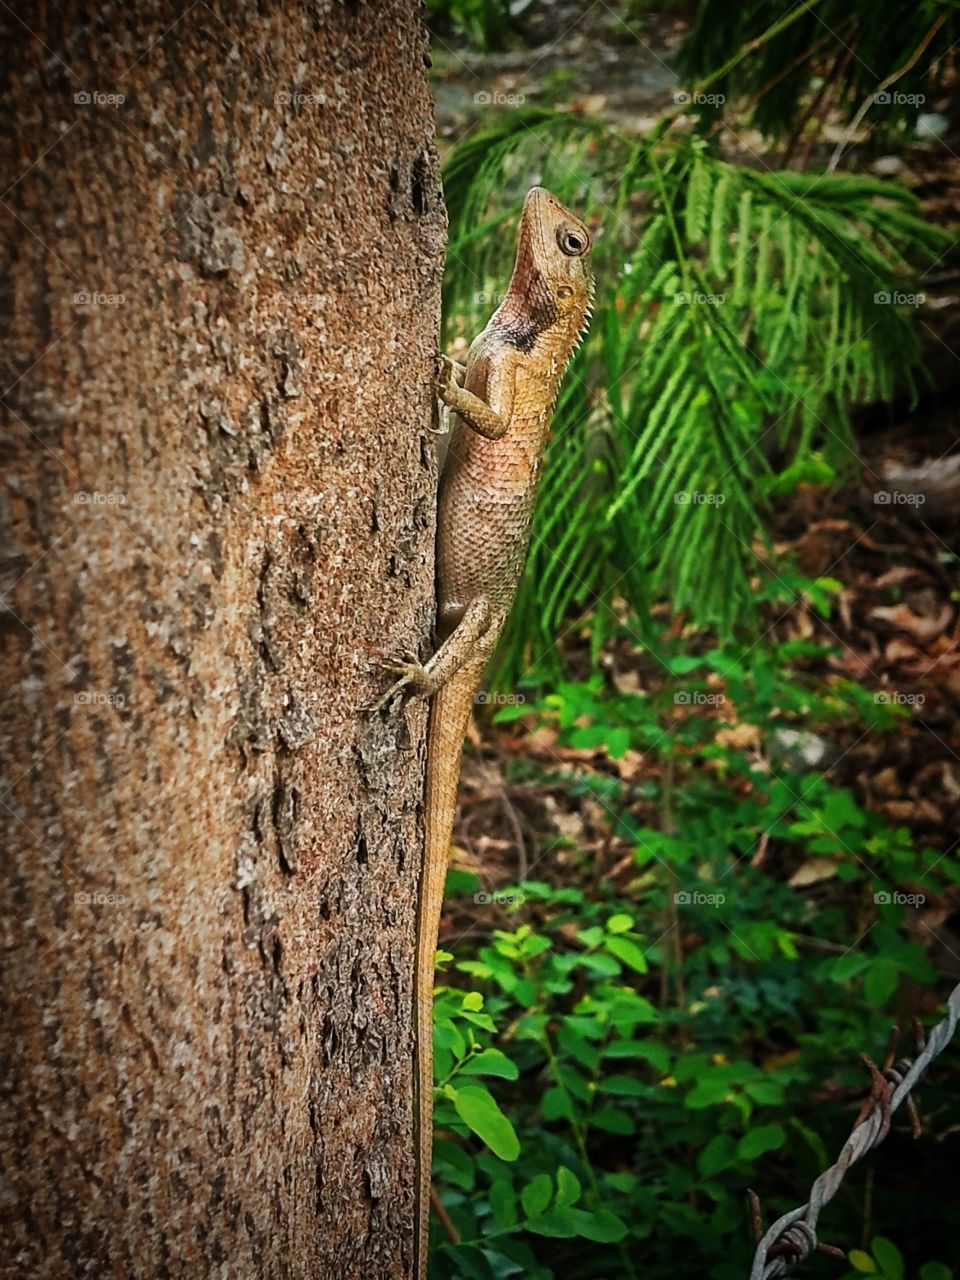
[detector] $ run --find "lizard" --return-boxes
[375,185,594,1279]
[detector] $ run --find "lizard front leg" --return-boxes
[371,597,492,711]
[430,355,467,436]
[435,351,515,441]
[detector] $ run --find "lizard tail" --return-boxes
[414,662,484,1279]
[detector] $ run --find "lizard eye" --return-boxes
[557,224,589,256]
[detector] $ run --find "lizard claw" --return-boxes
[434,355,462,403]
[368,650,435,712]
[431,356,462,435]
[436,354,465,386]
[380,648,421,676]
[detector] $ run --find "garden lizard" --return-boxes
[375,186,593,1279]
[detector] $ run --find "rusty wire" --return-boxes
[748,981,960,1279]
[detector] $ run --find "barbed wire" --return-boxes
[748,982,960,1279]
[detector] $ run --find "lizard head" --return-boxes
[496,186,594,362]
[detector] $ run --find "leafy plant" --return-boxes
[843,1236,953,1280]
[679,0,958,141]
[425,630,959,1278]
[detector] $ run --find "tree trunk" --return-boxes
[0,3,443,1276]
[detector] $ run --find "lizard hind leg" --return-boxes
[368,650,436,713]
[370,597,493,713]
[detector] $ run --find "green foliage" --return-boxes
[441,110,948,674]
[425,0,538,50]
[679,0,958,138]
[426,630,959,1277]
[843,1236,954,1280]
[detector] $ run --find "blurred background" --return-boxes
[418,3,960,1278]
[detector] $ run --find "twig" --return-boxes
[828,15,947,171]
[431,1186,460,1246]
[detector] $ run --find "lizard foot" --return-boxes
[430,355,463,435]
[437,353,466,387]
[368,649,435,712]
[434,354,462,403]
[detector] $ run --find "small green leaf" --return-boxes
[919,1262,953,1280]
[600,1074,649,1097]
[685,1078,735,1109]
[489,1178,518,1229]
[864,960,899,1006]
[606,1039,670,1070]
[524,1206,579,1238]
[738,1124,786,1159]
[604,935,649,974]
[449,1085,520,1161]
[526,1205,628,1242]
[871,1238,903,1279]
[445,867,481,896]
[434,1020,465,1056]
[848,1250,877,1273]
[744,1081,784,1106]
[447,1245,497,1279]
[575,1208,629,1243]
[665,655,707,674]
[542,1087,575,1121]
[458,1048,519,1080]
[698,1133,738,1176]
[579,952,622,978]
[830,952,872,981]
[433,1138,475,1190]
[521,1173,553,1218]
[492,702,531,723]
[591,1105,635,1135]
[555,1166,582,1207]
[606,913,634,933]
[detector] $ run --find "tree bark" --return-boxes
[0,3,443,1276]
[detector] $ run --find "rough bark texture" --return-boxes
[0,3,443,1277]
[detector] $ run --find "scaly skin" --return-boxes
[377,187,593,1279]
